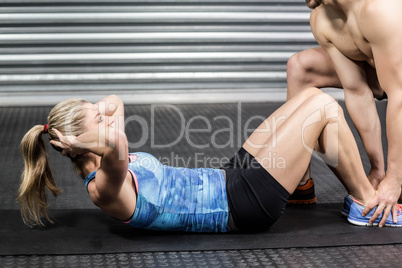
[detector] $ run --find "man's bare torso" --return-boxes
[311,2,375,67]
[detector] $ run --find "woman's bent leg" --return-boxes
[243,87,322,157]
[315,104,376,203]
[250,93,375,203]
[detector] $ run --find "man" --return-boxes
[287,0,402,227]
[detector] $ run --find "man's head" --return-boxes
[305,0,323,9]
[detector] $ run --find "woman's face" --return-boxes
[83,102,115,132]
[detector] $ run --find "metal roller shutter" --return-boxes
[0,0,320,106]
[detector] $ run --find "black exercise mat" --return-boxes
[1,204,401,256]
[0,101,387,210]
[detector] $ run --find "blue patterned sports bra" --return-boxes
[85,152,229,232]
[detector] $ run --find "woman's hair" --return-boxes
[18,98,88,227]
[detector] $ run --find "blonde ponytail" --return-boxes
[18,125,62,227]
[18,98,87,227]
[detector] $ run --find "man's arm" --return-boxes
[326,46,385,185]
[310,10,385,188]
[359,0,402,226]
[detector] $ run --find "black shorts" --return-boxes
[222,147,290,233]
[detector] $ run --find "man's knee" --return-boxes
[287,52,310,81]
[287,52,315,98]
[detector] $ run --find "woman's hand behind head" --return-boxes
[50,128,87,158]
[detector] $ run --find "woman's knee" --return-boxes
[299,87,323,99]
[311,93,343,119]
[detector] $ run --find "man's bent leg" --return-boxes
[287,47,342,100]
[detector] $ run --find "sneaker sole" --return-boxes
[347,217,379,227]
[384,223,402,227]
[349,219,402,227]
[287,197,317,205]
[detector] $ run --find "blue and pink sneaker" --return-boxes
[347,199,402,227]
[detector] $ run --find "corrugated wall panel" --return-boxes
[0,0,321,106]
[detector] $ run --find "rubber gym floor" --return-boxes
[1,100,401,267]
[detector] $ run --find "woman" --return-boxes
[18,88,401,232]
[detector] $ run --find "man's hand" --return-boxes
[362,175,401,227]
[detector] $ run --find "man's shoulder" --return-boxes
[310,5,333,46]
[361,0,399,18]
[310,4,337,30]
[309,4,325,21]
[359,0,401,37]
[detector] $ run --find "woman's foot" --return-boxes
[288,178,317,204]
[341,194,353,217]
[347,199,402,227]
